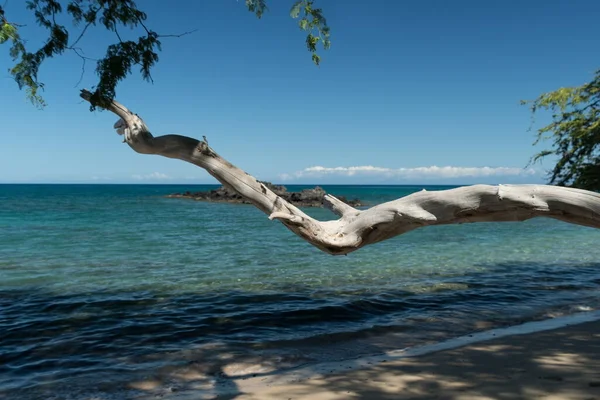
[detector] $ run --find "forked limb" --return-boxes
[80,90,600,255]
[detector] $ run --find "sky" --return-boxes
[1,0,599,184]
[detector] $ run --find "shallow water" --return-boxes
[1,184,600,399]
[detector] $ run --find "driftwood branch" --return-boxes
[80,90,600,255]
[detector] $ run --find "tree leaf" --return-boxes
[312,53,320,66]
[290,0,303,18]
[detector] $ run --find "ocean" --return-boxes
[1,184,600,399]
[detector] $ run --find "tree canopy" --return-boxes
[0,0,330,108]
[524,70,600,191]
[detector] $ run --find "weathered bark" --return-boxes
[80,90,600,255]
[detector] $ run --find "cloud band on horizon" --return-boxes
[279,165,539,181]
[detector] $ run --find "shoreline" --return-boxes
[145,310,600,399]
[3,310,600,400]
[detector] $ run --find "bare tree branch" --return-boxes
[80,90,600,255]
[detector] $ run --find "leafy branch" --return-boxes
[2,1,330,109]
[523,70,600,190]
[289,0,330,66]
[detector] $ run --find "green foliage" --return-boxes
[1,1,331,109]
[245,0,268,19]
[0,20,18,43]
[1,6,46,107]
[289,0,330,66]
[524,70,600,190]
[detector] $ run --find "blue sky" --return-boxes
[1,0,599,184]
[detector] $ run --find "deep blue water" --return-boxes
[1,184,600,399]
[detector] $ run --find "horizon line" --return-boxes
[0,182,546,186]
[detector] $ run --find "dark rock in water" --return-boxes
[167,181,363,208]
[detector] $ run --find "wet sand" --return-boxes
[200,312,600,400]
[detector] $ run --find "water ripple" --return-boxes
[2,184,600,398]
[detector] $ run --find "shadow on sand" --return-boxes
[1,260,600,399]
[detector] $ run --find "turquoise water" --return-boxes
[2,184,600,399]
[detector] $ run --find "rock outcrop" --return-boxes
[167,182,363,208]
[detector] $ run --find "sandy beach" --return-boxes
[166,313,600,400]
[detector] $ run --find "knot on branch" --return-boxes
[197,140,217,157]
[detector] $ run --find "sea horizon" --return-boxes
[0,182,538,186]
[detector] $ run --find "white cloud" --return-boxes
[280,165,539,180]
[131,172,171,180]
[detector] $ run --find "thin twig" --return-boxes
[158,29,199,38]
[69,47,97,88]
[69,18,95,48]
[136,15,150,35]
